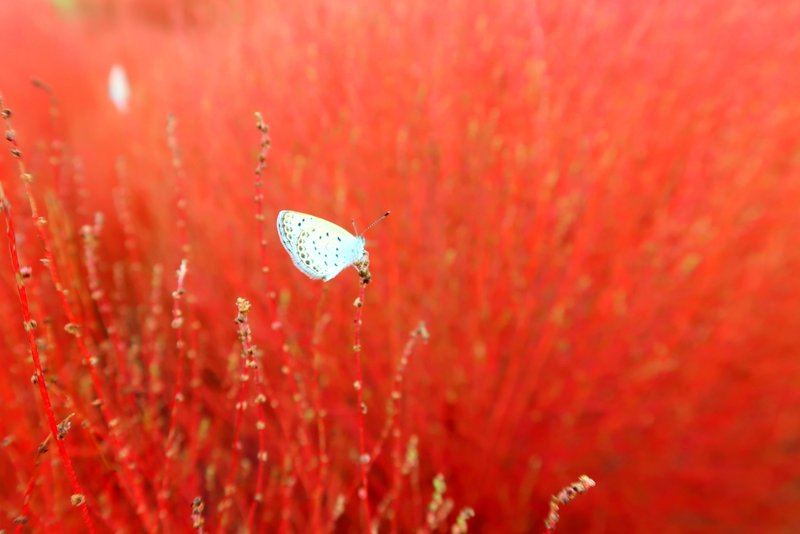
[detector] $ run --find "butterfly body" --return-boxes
[276,210,366,281]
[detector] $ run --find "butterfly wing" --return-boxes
[277,210,366,281]
[277,210,320,279]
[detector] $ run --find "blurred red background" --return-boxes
[1,0,799,532]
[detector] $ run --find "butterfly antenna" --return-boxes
[352,218,358,235]
[361,211,391,236]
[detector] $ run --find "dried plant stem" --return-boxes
[423,473,454,532]
[166,114,190,256]
[216,341,250,531]
[0,171,95,533]
[218,297,274,532]
[368,322,428,531]
[13,413,73,533]
[186,319,214,524]
[352,276,373,531]
[74,237,154,526]
[112,157,147,301]
[158,259,189,528]
[249,119,314,529]
[370,322,427,474]
[81,217,134,405]
[252,113,271,291]
[254,353,295,530]
[155,116,195,529]
[2,97,156,530]
[543,475,596,532]
[309,289,331,532]
[31,79,70,199]
[234,298,269,531]
[15,467,41,532]
[191,496,206,533]
[186,318,204,474]
[247,403,268,532]
[144,264,166,430]
[252,113,316,487]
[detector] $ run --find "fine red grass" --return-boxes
[1,0,799,532]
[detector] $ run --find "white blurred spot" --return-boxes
[108,64,130,113]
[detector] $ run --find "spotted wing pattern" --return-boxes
[277,210,366,281]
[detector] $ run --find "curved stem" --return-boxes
[353,279,373,532]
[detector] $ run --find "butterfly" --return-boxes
[276,210,389,281]
[108,64,130,113]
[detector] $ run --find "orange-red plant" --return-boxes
[1,0,799,532]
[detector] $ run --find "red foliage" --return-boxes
[1,0,799,532]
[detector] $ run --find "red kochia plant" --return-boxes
[1,0,800,532]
